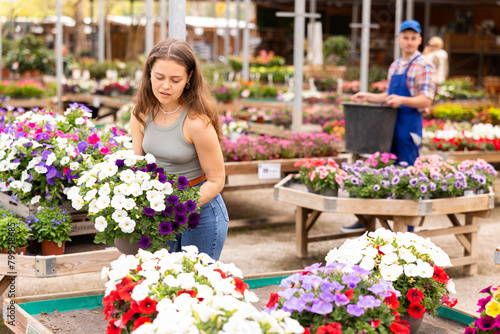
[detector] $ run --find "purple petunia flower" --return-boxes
[146,163,157,172]
[373,184,381,191]
[170,221,180,231]
[299,292,315,304]
[282,296,306,313]
[162,206,174,216]
[342,274,361,289]
[77,140,88,153]
[139,236,151,248]
[357,295,381,308]
[31,150,40,156]
[174,203,187,215]
[41,149,52,160]
[188,212,201,229]
[115,159,125,169]
[347,304,365,317]
[186,200,197,212]
[157,173,167,183]
[167,195,179,205]
[159,222,173,235]
[321,281,344,293]
[175,214,187,225]
[319,291,335,303]
[481,286,493,294]
[178,176,188,190]
[420,184,427,193]
[409,178,418,186]
[333,293,349,307]
[143,207,156,216]
[306,299,333,315]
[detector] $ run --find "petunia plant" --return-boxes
[66,150,201,252]
[326,228,457,321]
[463,284,500,334]
[102,246,304,334]
[265,262,405,334]
[0,103,131,206]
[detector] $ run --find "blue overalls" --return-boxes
[388,55,423,166]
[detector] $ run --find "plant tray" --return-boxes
[0,192,97,236]
[342,103,398,154]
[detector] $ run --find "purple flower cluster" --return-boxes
[268,262,399,331]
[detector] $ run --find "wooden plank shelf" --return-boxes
[1,97,56,109]
[274,174,494,275]
[0,192,97,236]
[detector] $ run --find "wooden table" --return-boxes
[274,174,494,276]
[0,248,120,295]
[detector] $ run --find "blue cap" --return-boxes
[400,20,421,34]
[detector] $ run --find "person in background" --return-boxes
[341,20,436,234]
[130,39,229,260]
[423,36,448,85]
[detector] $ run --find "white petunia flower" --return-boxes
[72,197,85,210]
[99,183,111,196]
[21,182,32,192]
[88,199,100,214]
[46,153,57,166]
[30,195,41,204]
[111,194,126,210]
[34,165,48,174]
[112,209,128,223]
[122,198,136,211]
[131,283,150,302]
[60,156,70,165]
[145,153,156,164]
[119,169,136,183]
[84,188,98,202]
[150,200,166,212]
[119,217,136,233]
[380,264,403,281]
[94,216,108,232]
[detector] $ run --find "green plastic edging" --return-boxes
[436,306,475,325]
[246,276,288,289]
[21,294,104,316]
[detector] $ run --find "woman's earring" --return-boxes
[185,82,191,90]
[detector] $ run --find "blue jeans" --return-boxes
[166,192,229,260]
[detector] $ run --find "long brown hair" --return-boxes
[133,39,222,140]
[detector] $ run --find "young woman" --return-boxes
[130,39,228,260]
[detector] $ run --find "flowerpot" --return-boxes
[400,312,424,334]
[342,103,399,154]
[305,184,319,194]
[0,246,28,255]
[114,237,140,255]
[320,188,338,197]
[41,241,65,255]
[476,187,488,195]
[463,188,475,197]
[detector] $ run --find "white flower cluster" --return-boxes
[103,246,304,334]
[325,228,454,291]
[66,150,171,233]
[424,122,500,141]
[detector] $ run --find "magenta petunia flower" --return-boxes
[476,316,496,331]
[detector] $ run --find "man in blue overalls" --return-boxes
[340,20,436,233]
[351,19,436,166]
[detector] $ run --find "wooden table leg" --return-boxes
[392,216,422,232]
[0,275,14,295]
[296,206,309,258]
[463,213,479,276]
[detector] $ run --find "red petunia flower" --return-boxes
[407,287,424,304]
[107,318,121,334]
[432,266,449,284]
[389,321,410,334]
[317,322,342,334]
[298,270,310,275]
[302,328,311,334]
[133,316,152,330]
[213,268,227,279]
[371,319,380,328]
[116,276,133,290]
[120,306,137,325]
[118,283,137,302]
[177,290,198,298]
[266,292,280,308]
[408,302,426,319]
[233,278,249,294]
[138,297,157,314]
[442,295,458,308]
[345,289,354,301]
[385,291,400,310]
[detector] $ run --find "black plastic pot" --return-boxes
[342,103,399,154]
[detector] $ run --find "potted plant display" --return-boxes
[0,215,31,255]
[28,205,73,255]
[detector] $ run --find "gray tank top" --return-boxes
[142,108,204,180]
